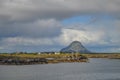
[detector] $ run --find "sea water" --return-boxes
[0,58,120,80]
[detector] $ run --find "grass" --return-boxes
[0,53,89,64]
[0,53,120,65]
[0,53,120,58]
[82,53,120,58]
[0,53,83,58]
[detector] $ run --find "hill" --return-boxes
[60,41,90,53]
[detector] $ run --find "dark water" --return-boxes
[0,58,120,80]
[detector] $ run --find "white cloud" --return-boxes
[56,28,105,46]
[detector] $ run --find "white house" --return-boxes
[54,52,60,54]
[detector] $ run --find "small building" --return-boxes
[38,52,41,54]
[54,52,60,54]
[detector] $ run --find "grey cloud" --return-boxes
[0,0,120,52]
[0,21,120,52]
[0,0,120,21]
[0,0,120,38]
[0,19,62,38]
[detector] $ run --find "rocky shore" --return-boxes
[0,54,88,65]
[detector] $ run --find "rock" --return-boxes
[60,41,90,53]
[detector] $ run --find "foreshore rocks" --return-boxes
[0,58,48,65]
[0,55,88,65]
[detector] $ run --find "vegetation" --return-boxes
[0,52,120,65]
[0,52,120,58]
[82,53,120,58]
[0,53,88,65]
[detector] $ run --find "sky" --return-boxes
[0,0,120,53]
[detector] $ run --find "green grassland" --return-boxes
[83,53,120,59]
[0,52,120,59]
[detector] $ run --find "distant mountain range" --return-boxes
[60,41,90,53]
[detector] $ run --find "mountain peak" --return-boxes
[60,41,90,53]
[72,41,81,43]
[71,41,82,45]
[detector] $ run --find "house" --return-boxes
[38,52,41,54]
[54,52,60,54]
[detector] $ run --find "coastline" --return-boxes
[0,53,120,65]
[0,54,88,65]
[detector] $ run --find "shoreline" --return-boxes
[0,54,89,65]
[0,59,89,65]
[1,53,120,65]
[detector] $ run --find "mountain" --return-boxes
[60,41,90,53]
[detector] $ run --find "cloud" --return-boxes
[0,24,120,52]
[0,0,120,52]
[0,47,4,50]
[1,37,54,46]
[0,37,56,52]
[0,19,62,38]
[0,0,120,38]
[0,0,120,22]
[57,28,105,46]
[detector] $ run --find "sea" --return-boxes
[0,58,120,80]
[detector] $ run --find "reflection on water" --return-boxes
[0,58,120,80]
